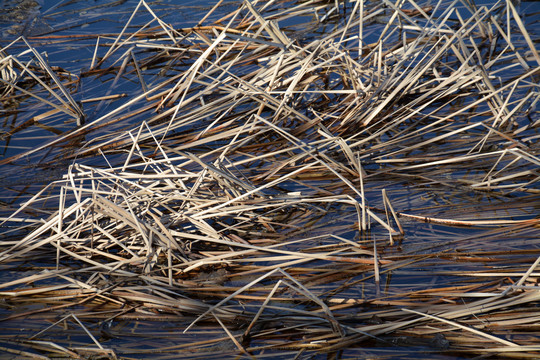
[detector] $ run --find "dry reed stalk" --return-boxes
[0,0,539,357]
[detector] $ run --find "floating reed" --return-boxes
[0,0,539,358]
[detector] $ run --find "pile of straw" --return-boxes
[0,0,539,358]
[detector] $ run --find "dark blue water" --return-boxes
[0,1,539,358]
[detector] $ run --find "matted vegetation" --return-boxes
[0,0,539,358]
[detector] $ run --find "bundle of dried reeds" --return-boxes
[0,0,539,358]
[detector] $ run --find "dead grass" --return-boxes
[0,0,539,358]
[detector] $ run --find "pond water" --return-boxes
[0,0,241,214]
[0,0,539,359]
[1,0,538,204]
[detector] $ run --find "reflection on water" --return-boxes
[0,0,45,37]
